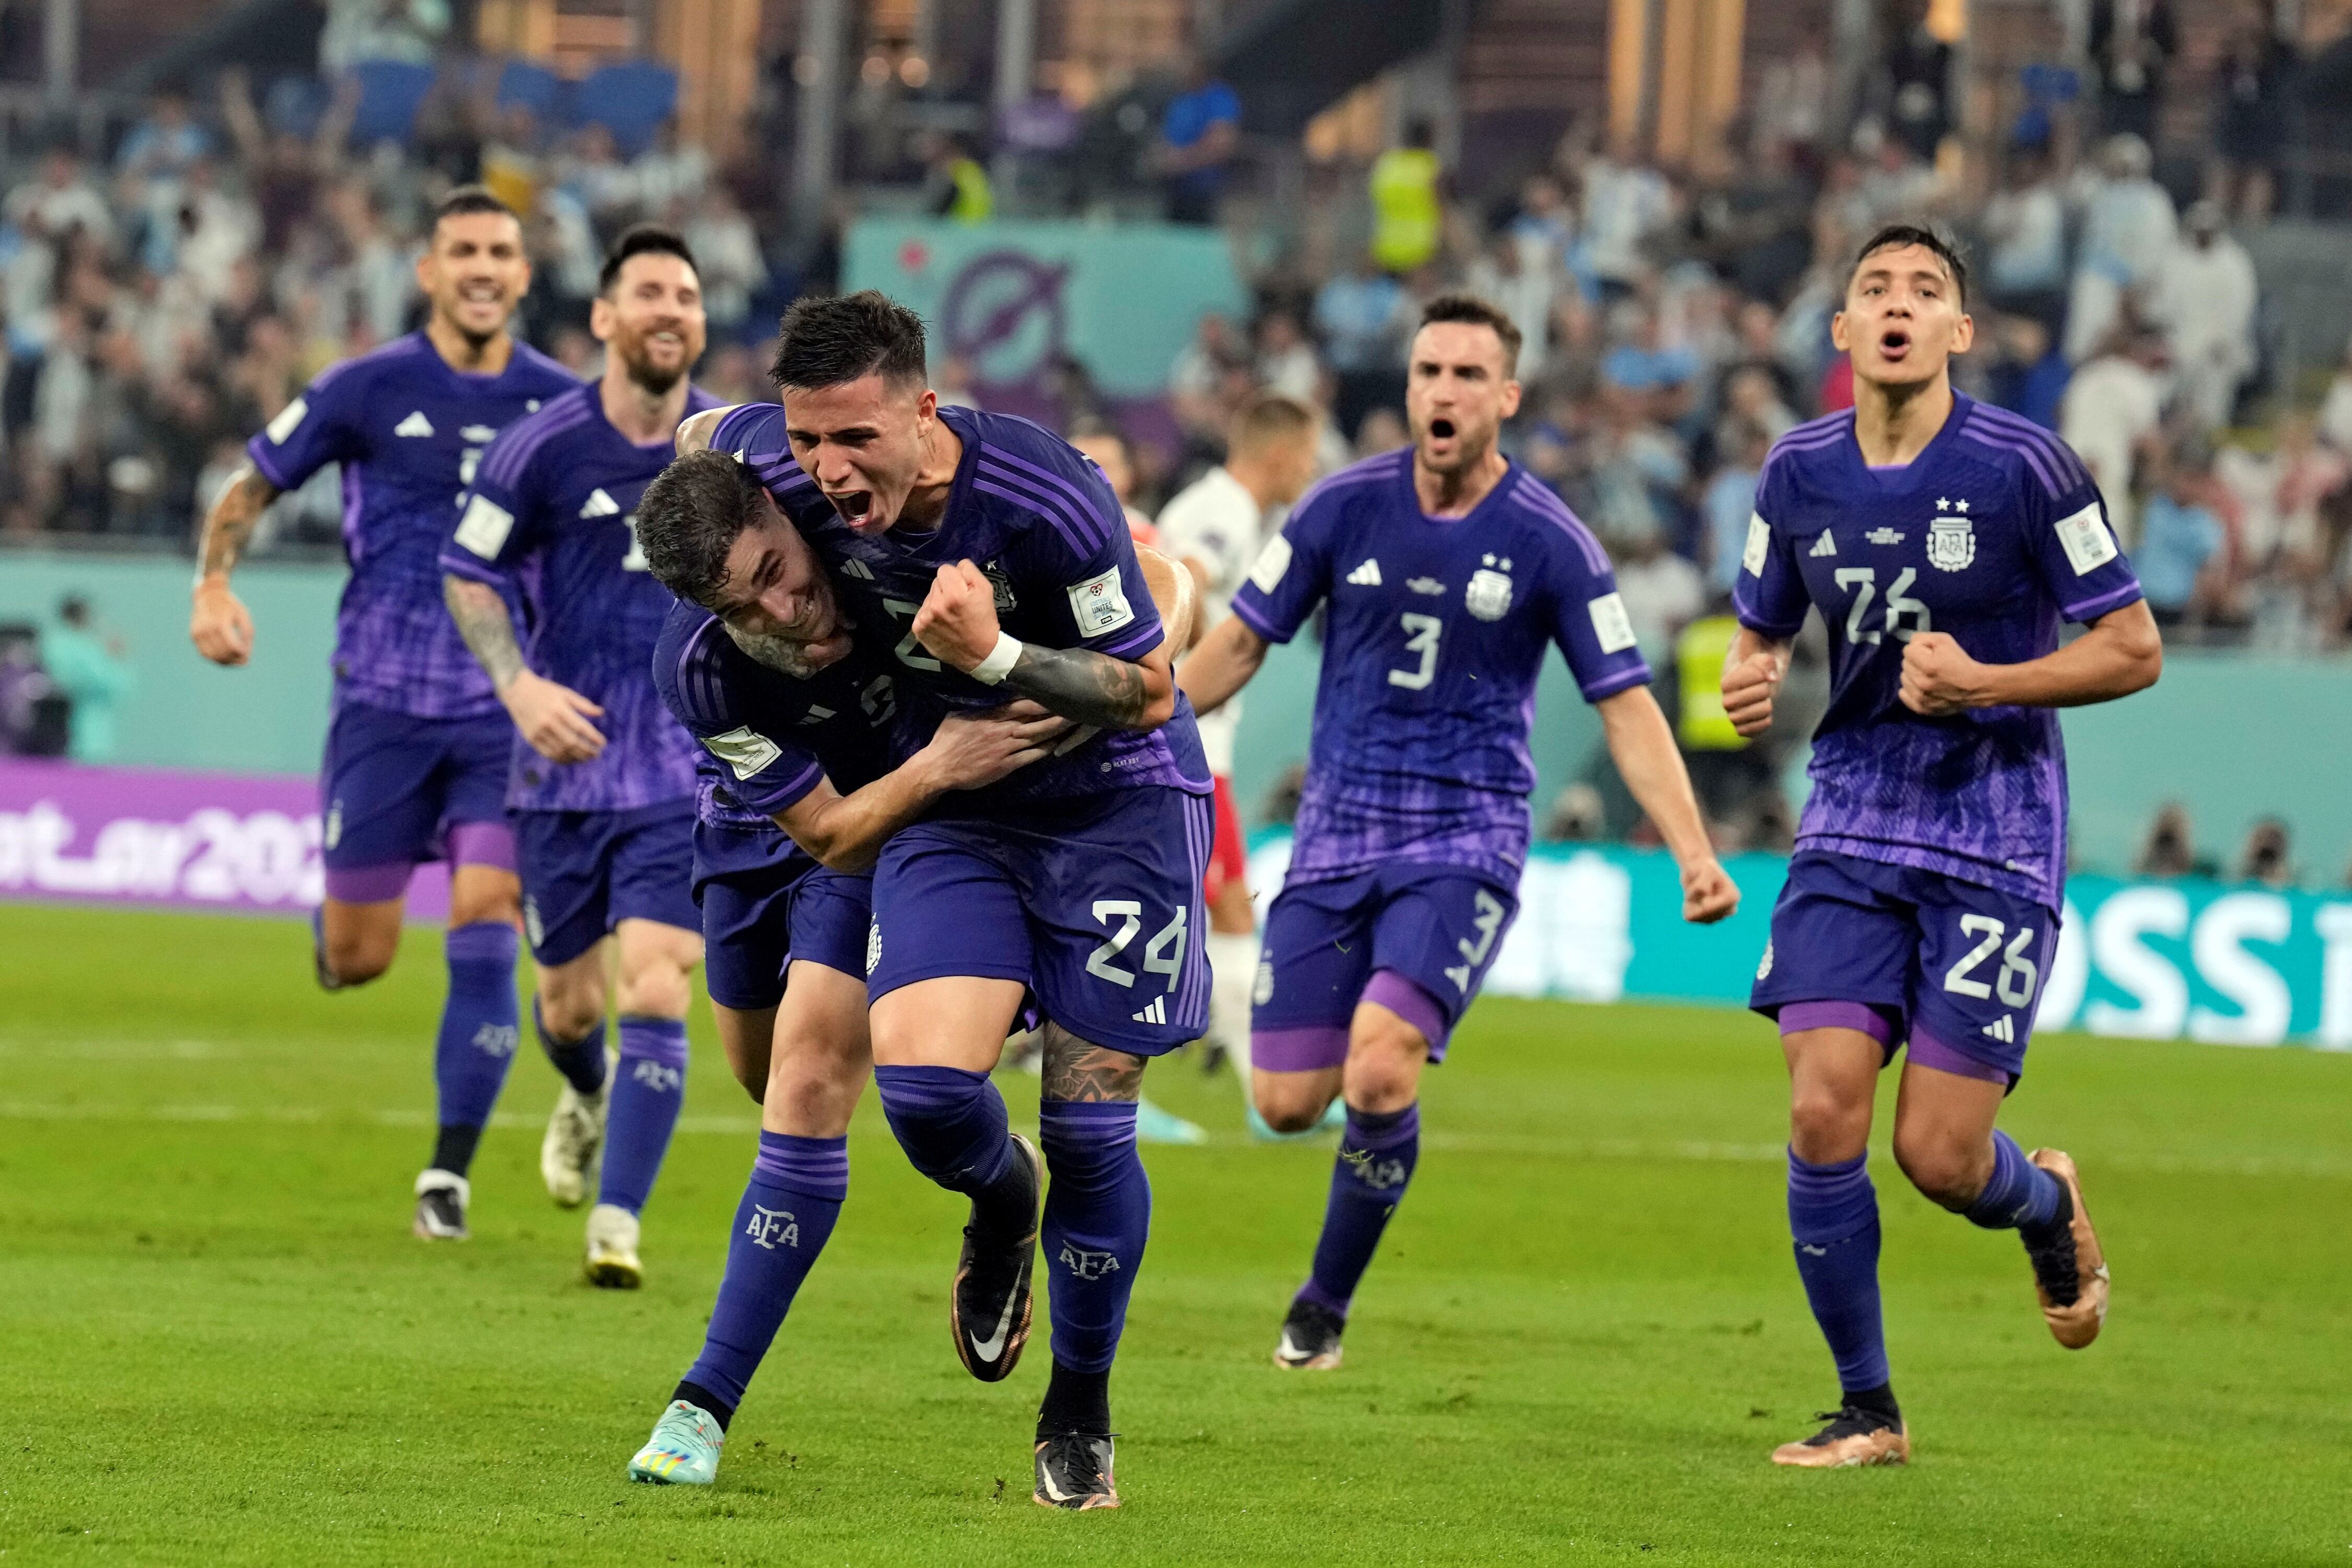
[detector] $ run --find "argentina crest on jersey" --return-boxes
[1926,513,1975,572]
[1465,554,1514,621]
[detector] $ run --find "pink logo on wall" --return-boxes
[0,758,449,920]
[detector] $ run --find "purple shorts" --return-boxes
[1252,863,1520,1073]
[516,801,699,967]
[1751,849,2058,1085]
[319,700,514,902]
[867,788,1212,1056]
[691,820,872,1011]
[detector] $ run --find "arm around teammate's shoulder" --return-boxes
[676,404,738,457]
[1899,598,2161,716]
[773,703,1070,871]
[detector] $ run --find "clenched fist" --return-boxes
[911,558,1003,673]
[1899,632,1990,716]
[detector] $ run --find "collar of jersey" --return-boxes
[1398,448,1516,528]
[1839,390,1971,495]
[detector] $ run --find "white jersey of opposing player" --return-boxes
[1157,464,1265,776]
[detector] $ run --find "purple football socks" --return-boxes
[598,1017,688,1215]
[1297,1101,1421,1319]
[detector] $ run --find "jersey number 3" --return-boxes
[1388,613,1443,690]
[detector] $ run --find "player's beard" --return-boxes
[722,624,822,678]
[619,330,690,396]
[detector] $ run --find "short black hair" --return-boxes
[1417,293,1524,376]
[635,448,767,606]
[431,185,520,235]
[1849,223,1970,308]
[599,224,699,296]
[770,290,928,391]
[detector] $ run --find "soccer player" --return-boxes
[188,188,579,1239]
[1722,224,2161,1468]
[438,225,714,1284]
[645,291,1211,1509]
[622,451,1198,1485]
[1179,294,1739,1373]
[1155,391,1321,1106]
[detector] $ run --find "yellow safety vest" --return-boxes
[1369,147,1441,273]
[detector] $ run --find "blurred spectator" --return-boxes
[1255,312,1320,404]
[1466,229,1554,384]
[1577,134,1674,297]
[1982,145,2067,321]
[117,89,213,180]
[683,188,767,338]
[1704,420,1771,596]
[1875,0,1955,159]
[2210,8,2298,222]
[935,355,982,411]
[1156,49,1240,225]
[1354,407,1409,458]
[631,120,711,219]
[1980,315,2071,431]
[1600,301,1699,422]
[2216,412,2347,648]
[1314,256,1409,436]
[2136,442,2227,626]
[320,0,451,72]
[5,148,114,248]
[2151,201,2257,430]
[2321,338,2352,457]
[1540,783,1607,843]
[39,594,135,762]
[1169,312,1243,443]
[2237,816,2295,887]
[2134,802,2215,878]
[1369,119,1444,276]
[2066,135,2176,363]
[1609,522,1704,668]
[917,133,992,224]
[2060,329,2167,540]
[1067,420,1157,542]
[2089,0,2178,142]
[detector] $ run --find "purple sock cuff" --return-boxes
[1362,969,1450,1048]
[1778,1000,1898,1046]
[323,862,413,904]
[753,1131,849,1199]
[1786,1148,1878,1244]
[1251,1024,1350,1074]
[872,1063,992,1109]
[1039,1100,1141,1140]
[446,820,516,872]
[1907,1025,2011,1085]
[1295,1278,1351,1319]
[617,1016,690,1068]
[1344,1101,1420,1151]
[446,921,518,966]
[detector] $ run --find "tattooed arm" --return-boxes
[188,463,282,666]
[443,574,609,763]
[911,558,1177,732]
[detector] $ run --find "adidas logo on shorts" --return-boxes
[1981,1016,2016,1043]
[1131,996,1168,1025]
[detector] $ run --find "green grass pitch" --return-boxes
[1,904,2348,1565]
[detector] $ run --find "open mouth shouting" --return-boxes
[827,488,879,529]
[1877,327,1912,364]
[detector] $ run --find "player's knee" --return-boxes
[764,1044,863,1138]
[536,983,605,1044]
[446,885,520,929]
[1788,1083,1870,1160]
[1253,1078,1333,1133]
[1892,1127,1986,1210]
[324,929,395,986]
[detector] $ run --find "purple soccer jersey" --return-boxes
[441,383,720,813]
[651,597,919,831]
[1228,448,1652,888]
[1732,393,2144,908]
[711,401,1212,802]
[249,332,581,720]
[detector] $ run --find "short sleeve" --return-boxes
[1537,514,1654,703]
[1731,469,1810,639]
[998,452,1166,662]
[2023,458,2143,624]
[441,424,550,588]
[1227,482,1336,644]
[247,366,363,491]
[658,621,827,816]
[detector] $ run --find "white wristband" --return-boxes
[969,631,1023,685]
